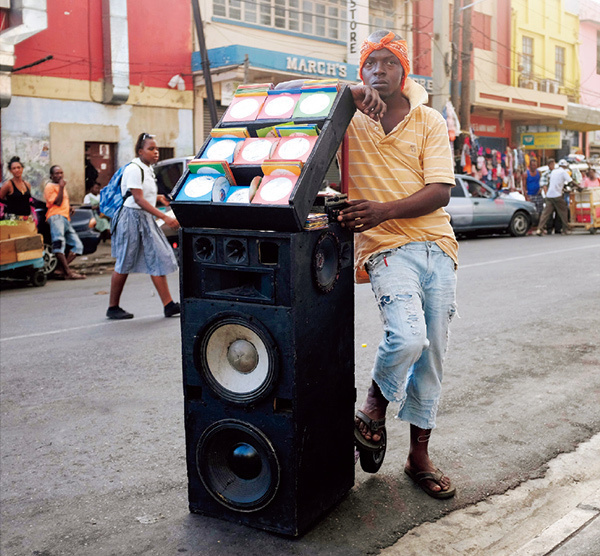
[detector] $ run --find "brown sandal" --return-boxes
[404,467,456,499]
[65,272,86,280]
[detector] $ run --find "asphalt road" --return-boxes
[1,232,599,556]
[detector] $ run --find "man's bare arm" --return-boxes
[337,183,452,232]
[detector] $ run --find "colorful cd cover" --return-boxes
[251,174,298,205]
[233,137,280,165]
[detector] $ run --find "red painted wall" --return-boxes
[471,114,512,139]
[496,0,511,85]
[412,0,433,77]
[12,0,192,89]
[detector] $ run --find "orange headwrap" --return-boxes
[359,32,411,91]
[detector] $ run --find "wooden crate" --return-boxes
[0,233,44,266]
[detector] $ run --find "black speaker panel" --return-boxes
[180,224,355,536]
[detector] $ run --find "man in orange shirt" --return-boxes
[339,30,457,499]
[44,165,85,279]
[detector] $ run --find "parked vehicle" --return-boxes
[31,197,101,274]
[154,156,193,198]
[153,156,193,247]
[447,175,539,237]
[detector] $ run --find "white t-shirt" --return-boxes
[121,158,157,209]
[547,168,571,198]
[83,192,100,206]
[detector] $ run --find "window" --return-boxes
[555,46,565,85]
[472,12,491,51]
[214,0,344,40]
[522,36,533,76]
[369,0,395,34]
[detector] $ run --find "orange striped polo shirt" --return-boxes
[345,77,458,283]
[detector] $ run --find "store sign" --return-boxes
[285,57,347,78]
[347,0,369,66]
[521,131,561,149]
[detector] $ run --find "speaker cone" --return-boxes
[197,316,276,403]
[224,238,247,264]
[194,236,215,261]
[197,420,280,512]
[312,232,341,293]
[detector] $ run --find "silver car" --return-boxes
[447,175,539,237]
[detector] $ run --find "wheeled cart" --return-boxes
[0,256,47,287]
[0,220,47,286]
[569,187,600,234]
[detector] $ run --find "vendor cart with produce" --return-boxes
[0,218,47,286]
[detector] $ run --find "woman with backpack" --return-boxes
[106,132,181,320]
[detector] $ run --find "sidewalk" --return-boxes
[71,240,115,274]
[382,434,600,556]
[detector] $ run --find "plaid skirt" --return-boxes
[111,207,178,276]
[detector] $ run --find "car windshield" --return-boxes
[463,178,493,198]
[154,162,183,195]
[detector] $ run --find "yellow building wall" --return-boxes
[511,0,580,98]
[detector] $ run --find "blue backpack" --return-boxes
[99,163,144,219]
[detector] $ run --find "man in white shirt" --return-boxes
[536,159,572,235]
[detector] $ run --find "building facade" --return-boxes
[1,0,194,201]
[578,0,600,158]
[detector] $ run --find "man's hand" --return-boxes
[337,199,388,232]
[350,85,387,121]
[58,178,66,188]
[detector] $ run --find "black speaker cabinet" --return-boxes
[180,224,355,536]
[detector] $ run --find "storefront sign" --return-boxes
[285,57,347,78]
[347,0,369,66]
[521,131,561,149]
[192,46,433,88]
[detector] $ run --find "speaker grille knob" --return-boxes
[227,339,259,374]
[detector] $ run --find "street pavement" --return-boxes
[1,231,599,555]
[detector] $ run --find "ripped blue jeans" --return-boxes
[366,242,457,430]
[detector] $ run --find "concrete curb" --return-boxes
[380,435,600,556]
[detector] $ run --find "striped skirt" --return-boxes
[111,207,178,276]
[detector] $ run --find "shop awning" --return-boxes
[559,103,600,132]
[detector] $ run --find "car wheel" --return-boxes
[509,212,530,237]
[42,244,58,274]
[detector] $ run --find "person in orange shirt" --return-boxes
[338,30,457,499]
[44,165,85,279]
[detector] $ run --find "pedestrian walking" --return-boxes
[106,132,180,320]
[536,159,573,236]
[522,157,543,218]
[339,30,458,499]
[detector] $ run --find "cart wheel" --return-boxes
[30,269,47,287]
[358,429,387,474]
[590,228,597,234]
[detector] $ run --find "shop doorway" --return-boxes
[85,142,117,192]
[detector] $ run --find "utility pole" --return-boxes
[191,0,218,128]
[431,0,450,113]
[459,2,472,131]
[450,0,461,112]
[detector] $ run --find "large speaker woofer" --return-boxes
[197,420,280,512]
[312,232,341,293]
[197,316,277,403]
